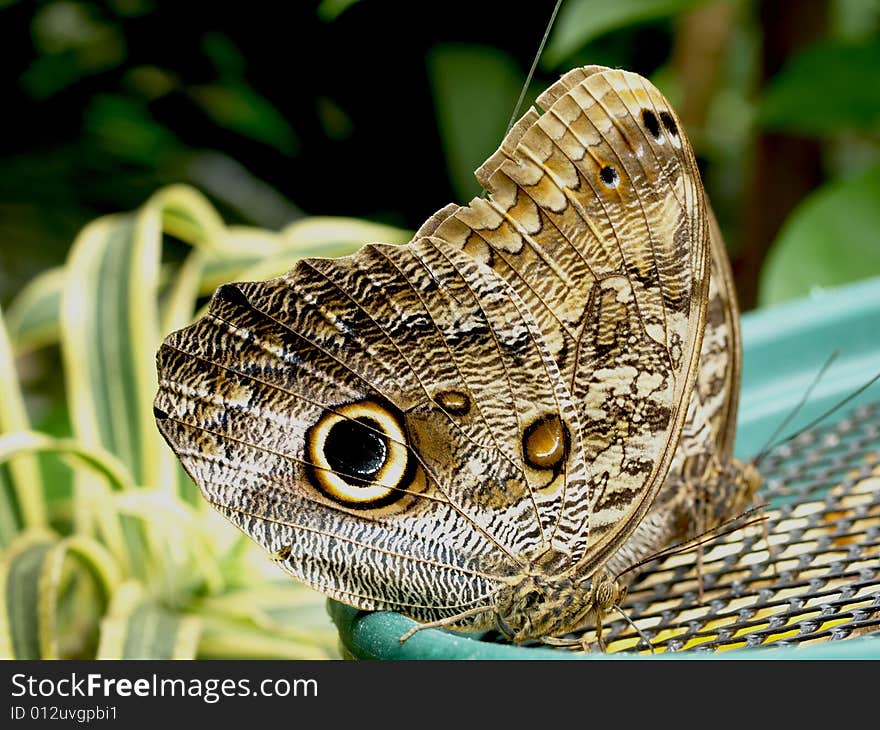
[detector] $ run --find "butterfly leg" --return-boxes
[541,634,598,653]
[398,605,493,645]
[593,613,606,653]
[683,456,709,603]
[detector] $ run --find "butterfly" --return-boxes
[154,65,733,649]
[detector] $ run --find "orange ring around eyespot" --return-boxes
[305,400,414,508]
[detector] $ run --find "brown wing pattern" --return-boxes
[418,67,711,566]
[154,237,590,621]
[155,65,716,629]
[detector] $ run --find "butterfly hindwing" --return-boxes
[154,237,589,622]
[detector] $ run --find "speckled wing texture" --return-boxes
[154,64,712,625]
[605,206,742,574]
[668,207,741,476]
[155,237,591,621]
[419,66,711,568]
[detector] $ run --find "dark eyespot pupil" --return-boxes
[324,417,387,485]
[599,165,619,187]
[641,108,661,139]
[659,111,678,136]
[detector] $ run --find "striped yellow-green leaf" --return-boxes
[0,431,137,493]
[197,614,335,660]
[0,431,137,570]
[97,581,200,659]
[0,531,118,659]
[3,268,64,356]
[0,532,54,658]
[111,490,225,596]
[60,187,232,513]
[0,307,45,535]
[195,583,338,647]
[37,535,120,658]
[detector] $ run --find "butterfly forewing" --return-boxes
[422,67,711,566]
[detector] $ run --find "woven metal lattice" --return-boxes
[482,399,880,654]
[604,398,880,653]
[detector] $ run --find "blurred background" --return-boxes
[1,0,879,659]
[3,0,880,311]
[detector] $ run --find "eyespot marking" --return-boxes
[599,165,620,188]
[305,399,418,508]
[434,390,471,416]
[523,415,569,471]
[641,109,661,139]
[324,417,387,486]
[659,111,678,137]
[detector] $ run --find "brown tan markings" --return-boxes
[155,66,716,651]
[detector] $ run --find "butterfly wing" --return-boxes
[154,237,590,622]
[604,205,743,574]
[420,67,711,567]
[700,205,742,466]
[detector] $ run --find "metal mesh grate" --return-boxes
[478,399,880,654]
[599,398,880,654]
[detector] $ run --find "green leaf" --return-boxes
[280,216,412,250]
[196,583,336,646]
[111,490,225,597]
[97,581,200,659]
[317,0,362,22]
[197,614,336,659]
[0,530,114,659]
[196,217,412,309]
[60,213,163,487]
[758,40,880,135]
[0,432,137,493]
[21,3,126,99]
[0,532,55,658]
[189,82,299,156]
[0,472,19,548]
[37,536,120,658]
[4,267,63,355]
[0,308,46,530]
[235,216,413,281]
[59,186,236,498]
[84,95,180,166]
[759,165,880,306]
[0,431,138,566]
[428,44,525,201]
[543,0,710,69]
[152,185,228,253]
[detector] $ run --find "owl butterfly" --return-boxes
[154,66,755,650]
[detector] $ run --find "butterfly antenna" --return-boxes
[755,366,880,466]
[505,0,564,137]
[481,0,563,198]
[614,504,769,583]
[612,605,655,654]
[753,350,838,466]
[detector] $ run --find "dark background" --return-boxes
[2,0,879,309]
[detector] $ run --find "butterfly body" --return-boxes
[492,565,621,645]
[155,66,724,650]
